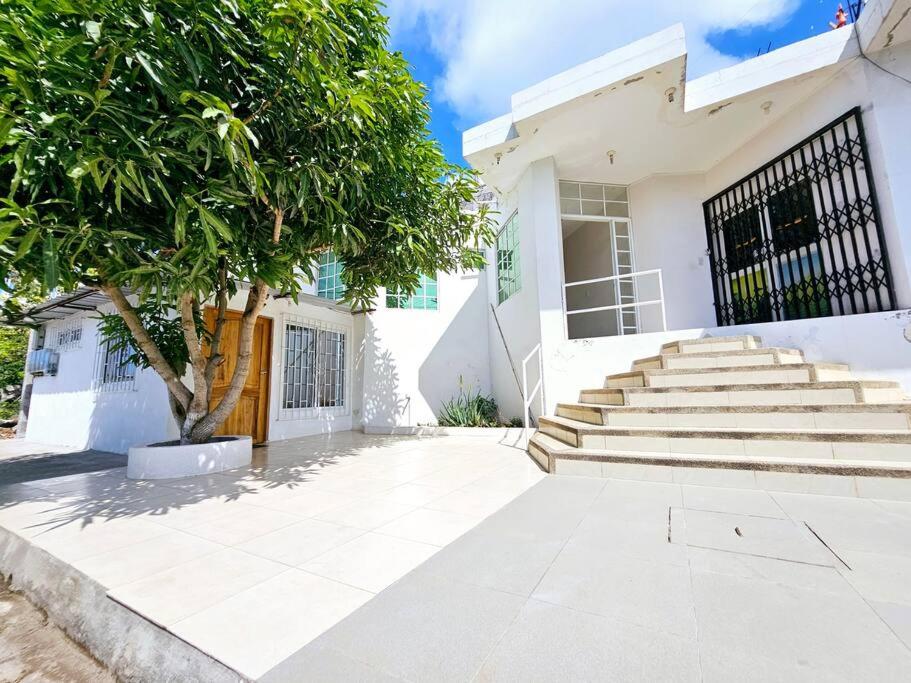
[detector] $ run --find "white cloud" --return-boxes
[384,0,799,123]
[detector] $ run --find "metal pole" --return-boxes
[522,360,529,447]
[657,270,668,331]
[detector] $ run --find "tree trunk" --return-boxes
[102,284,192,411]
[186,279,269,443]
[178,292,211,444]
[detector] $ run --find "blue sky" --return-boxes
[383,0,854,165]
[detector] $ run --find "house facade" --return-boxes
[13,0,911,454]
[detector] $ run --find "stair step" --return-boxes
[556,402,911,430]
[661,335,762,355]
[605,363,852,389]
[579,381,904,407]
[527,433,911,500]
[631,347,804,371]
[538,416,911,462]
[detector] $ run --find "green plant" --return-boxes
[507,416,523,428]
[0,0,493,444]
[0,326,28,388]
[438,381,499,428]
[0,399,18,421]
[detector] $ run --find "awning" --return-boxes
[5,287,114,326]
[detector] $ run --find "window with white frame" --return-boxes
[280,317,347,417]
[54,318,82,351]
[94,337,137,391]
[496,213,521,304]
[317,251,345,300]
[386,273,438,310]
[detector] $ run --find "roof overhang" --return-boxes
[463,1,909,193]
[4,287,114,327]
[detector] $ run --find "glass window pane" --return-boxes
[604,201,629,217]
[581,200,605,217]
[580,184,604,200]
[559,181,579,198]
[560,198,581,215]
[604,185,628,202]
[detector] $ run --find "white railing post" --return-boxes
[657,269,668,332]
[521,354,529,447]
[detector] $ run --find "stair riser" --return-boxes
[672,339,760,354]
[580,386,906,407]
[577,434,910,462]
[578,410,911,431]
[633,352,803,371]
[550,458,911,501]
[607,367,853,389]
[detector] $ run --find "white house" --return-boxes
[12,0,911,481]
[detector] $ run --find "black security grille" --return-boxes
[703,108,895,327]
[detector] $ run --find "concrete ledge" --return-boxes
[127,436,252,480]
[0,526,242,683]
[363,426,526,441]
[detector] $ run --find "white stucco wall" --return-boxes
[359,266,492,428]
[543,309,911,410]
[25,292,354,453]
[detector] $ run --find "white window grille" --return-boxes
[559,181,629,218]
[54,318,83,351]
[94,335,137,392]
[280,315,348,419]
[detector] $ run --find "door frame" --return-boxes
[205,308,273,444]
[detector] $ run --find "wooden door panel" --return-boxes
[204,309,272,443]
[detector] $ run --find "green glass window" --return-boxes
[317,251,345,300]
[496,213,521,304]
[386,273,438,310]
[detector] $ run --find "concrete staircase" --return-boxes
[528,335,911,495]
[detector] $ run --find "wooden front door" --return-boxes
[205,309,272,443]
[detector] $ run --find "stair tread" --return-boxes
[540,415,911,440]
[558,402,911,414]
[662,335,762,349]
[540,445,911,475]
[609,362,849,378]
[634,347,803,363]
[579,380,901,394]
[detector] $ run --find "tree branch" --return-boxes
[101,284,192,411]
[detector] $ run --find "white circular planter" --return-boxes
[127,436,253,480]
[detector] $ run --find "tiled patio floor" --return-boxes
[0,431,544,679]
[267,476,911,682]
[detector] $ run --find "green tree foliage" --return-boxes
[0,326,27,388]
[0,0,492,443]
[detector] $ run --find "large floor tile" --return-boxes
[301,532,439,593]
[414,522,565,596]
[533,535,697,639]
[310,572,526,683]
[475,599,700,682]
[257,488,359,518]
[681,509,835,566]
[375,507,480,547]
[681,485,785,518]
[170,569,373,680]
[108,548,286,626]
[28,517,172,563]
[236,519,365,566]
[692,568,911,681]
[314,498,416,531]
[71,529,222,588]
[183,505,302,546]
[261,644,404,683]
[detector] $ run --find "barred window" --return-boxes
[496,212,521,304]
[386,273,438,310]
[317,251,345,300]
[94,337,137,392]
[280,318,347,417]
[55,318,83,351]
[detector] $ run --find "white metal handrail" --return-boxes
[521,343,545,448]
[563,268,667,334]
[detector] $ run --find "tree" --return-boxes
[0,0,492,443]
